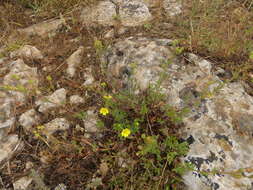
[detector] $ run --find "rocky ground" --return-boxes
[0,0,253,190]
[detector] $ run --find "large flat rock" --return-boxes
[102,37,253,190]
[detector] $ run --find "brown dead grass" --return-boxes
[169,0,253,85]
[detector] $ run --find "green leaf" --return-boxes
[250,51,253,60]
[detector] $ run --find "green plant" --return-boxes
[96,80,193,189]
[94,39,104,54]
[5,40,25,53]
[143,23,152,30]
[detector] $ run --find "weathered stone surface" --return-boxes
[13,176,33,190]
[0,91,15,129]
[10,45,43,61]
[101,37,174,92]
[54,183,67,190]
[66,46,84,77]
[81,0,152,27]
[18,19,63,37]
[19,109,40,130]
[3,59,38,104]
[35,88,67,113]
[82,67,95,86]
[105,27,128,38]
[83,109,102,138]
[0,135,23,164]
[81,1,116,26]
[69,95,84,104]
[1,59,38,130]
[103,37,253,190]
[118,0,152,26]
[43,118,70,137]
[163,0,182,16]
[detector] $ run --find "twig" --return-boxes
[157,160,168,190]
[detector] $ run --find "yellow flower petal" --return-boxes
[121,128,131,137]
[103,95,112,100]
[99,107,109,116]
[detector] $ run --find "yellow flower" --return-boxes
[121,128,131,138]
[37,125,45,130]
[101,82,107,87]
[100,107,109,116]
[103,95,112,100]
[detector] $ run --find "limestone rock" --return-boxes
[101,37,175,92]
[118,0,152,26]
[81,1,116,26]
[163,0,182,16]
[35,88,67,113]
[18,19,63,37]
[19,109,40,130]
[103,37,253,190]
[81,0,152,27]
[54,183,67,190]
[10,45,43,61]
[43,118,70,137]
[66,46,84,77]
[3,59,38,104]
[82,67,95,86]
[13,176,33,190]
[0,91,15,130]
[1,59,38,130]
[83,109,102,138]
[0,135,23,164]
[69,95,84,104]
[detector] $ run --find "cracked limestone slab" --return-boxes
[102,37,253,190]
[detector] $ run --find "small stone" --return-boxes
[83,109,99,134]
[13,176,33,190]
[69,95,84,104]
[163,0,182,16]
[66,46,84,77]
[18,19,63,37]
[0,135,23,164]
[43,118,70,136]
[36,88,67,113]
[19,109,40,130]
[25,161,34,170]
[104,29,114,38]
[10,45,43,61]
[83,68,95,86]
[54,183,67,190]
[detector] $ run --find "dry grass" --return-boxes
[169,0,253,84]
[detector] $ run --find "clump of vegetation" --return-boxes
[93,82,193,189]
